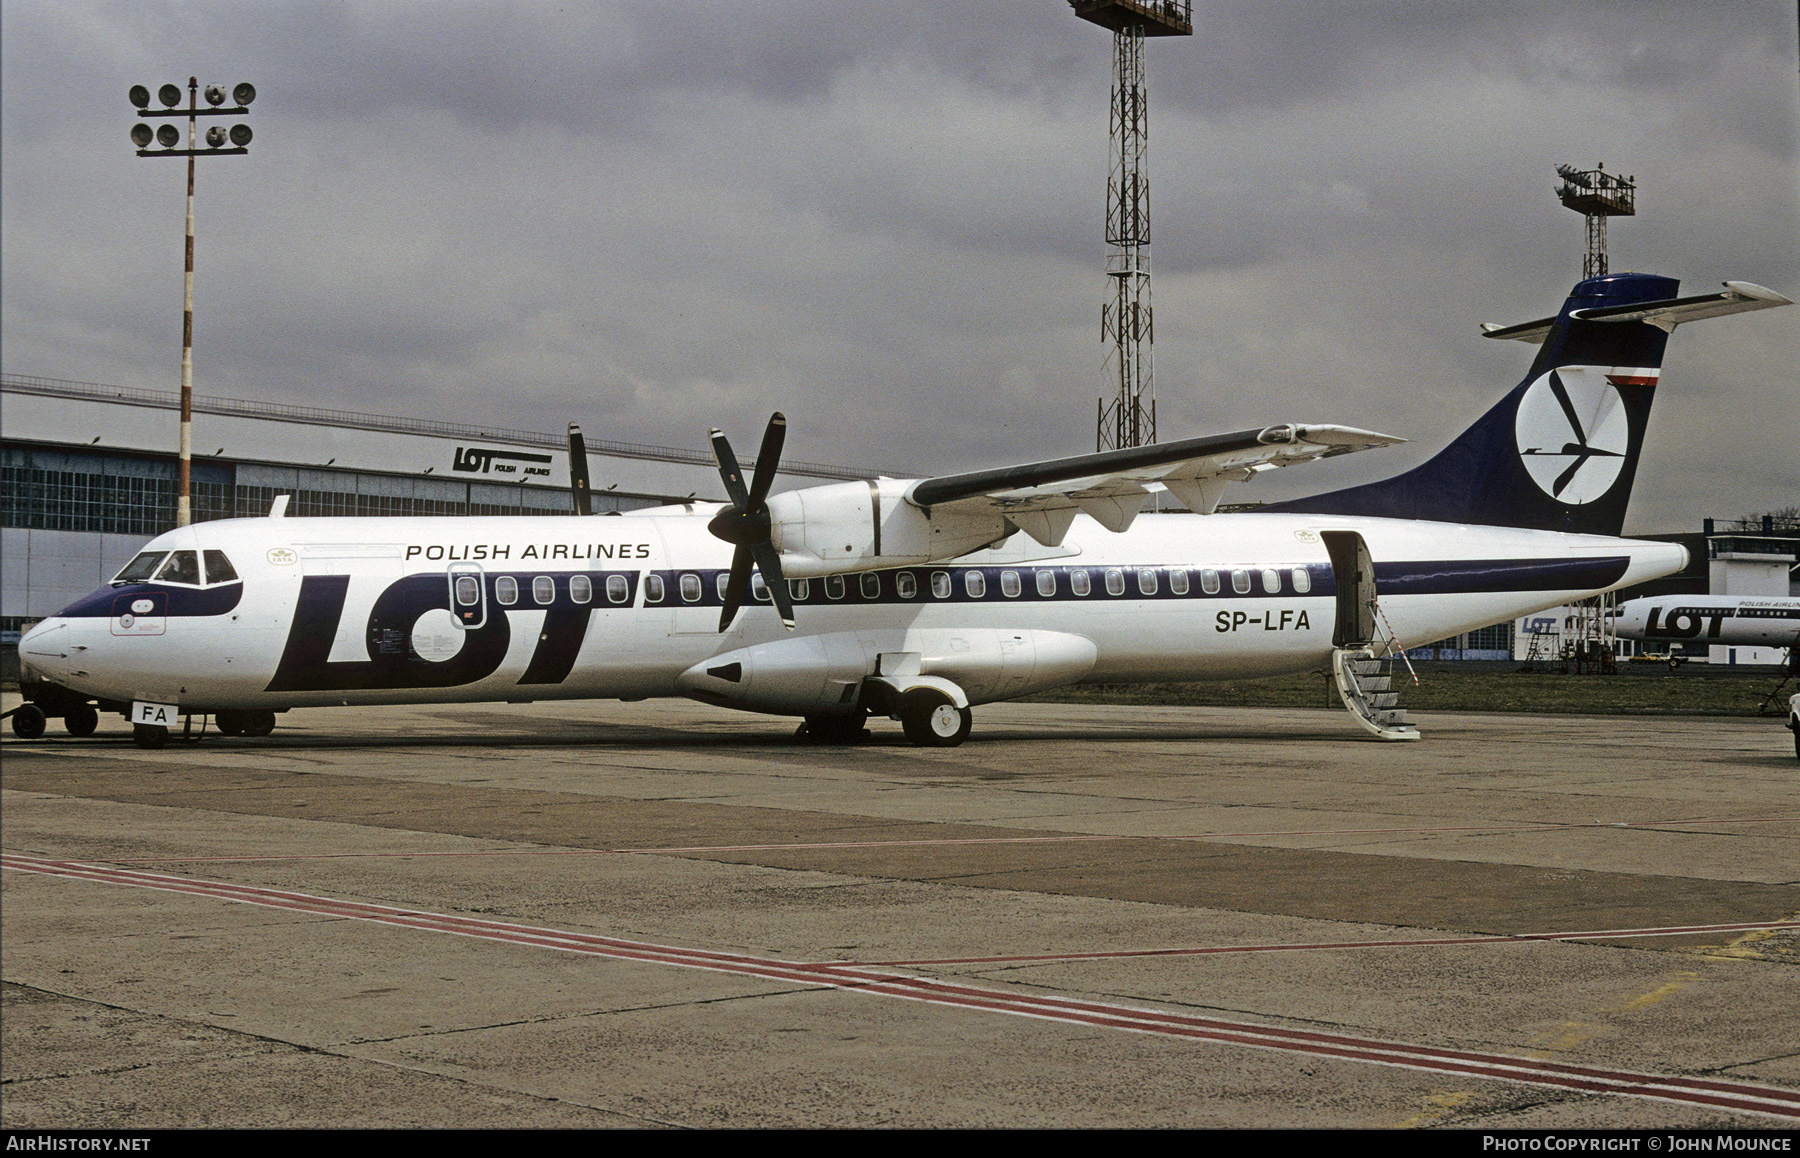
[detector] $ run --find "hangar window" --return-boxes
[860,572,881,599]
[897,572,917,599]
[1000,570,1021,598]
[1168,568,1189,596]
[1036,569,1056,597]
[154,551,201,585]
[495,576,519,605]
[679,573,702,603]
[534,576,556,604]
[645,574,666,603]
[826,575,845,600]
[1200,569,1220,595]
[1261,568,1281,594]
[113,551,169,584]
[1231,569,1251,594]
[789,577,810,601]
[1291,567,1311,594]
[1136,568,1158,596]
[202,551,239,584]
[606,574,629,604]
[1070,569,1091,596]
[964,571,986,598]
[931,571,951,599]
[1105,568,1125,597]
[569,575,593,604]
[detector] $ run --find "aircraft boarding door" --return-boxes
[1321,530,1376,648]
[447,562,487,629]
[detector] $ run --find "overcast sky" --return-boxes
[3,0,1795,532]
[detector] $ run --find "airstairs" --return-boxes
[1331,646,1420,741]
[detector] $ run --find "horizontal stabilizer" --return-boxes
[1482,281,1793,344]
[905,424,1400,522]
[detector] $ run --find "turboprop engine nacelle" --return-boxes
[767,479,1007,579]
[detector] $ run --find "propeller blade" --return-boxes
[750,538,796,629]
[568,423,592,516]
[747,412,786,506]
[709,429,751,509]
[718,543,753,632]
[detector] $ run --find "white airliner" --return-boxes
[10,274,1791,748]
[1611,595,1800,651]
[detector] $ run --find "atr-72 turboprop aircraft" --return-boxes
[11,273,1791,748]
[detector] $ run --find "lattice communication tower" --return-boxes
[1555,163,1636,280]
[1072,1,1193,451]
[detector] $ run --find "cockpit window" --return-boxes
[113,551,169,584]
[153,551,201,585]
[203,550,239,584]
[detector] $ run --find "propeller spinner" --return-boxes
[706,413,797,632]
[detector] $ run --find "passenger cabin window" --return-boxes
[716,573,732,601]
[964,571,986,598]
[153,551,201,585]
[897,572,917,599]
[1000,570,1021,598]
[1169,569,1189,596]
[931,571,951,599]
[645,574,666,603]
[495,576,519,605]
[533,576,556,604]
[1291,567,1311,594]
[114,551,168,584]
[1105,568,1125,596]
[569,575,593,604]
[789,577,810,601]
[606,574,630,604]
[679,573,702,603]
[1261,568,1281,594]
[1035,569,1056,597]
[751,573,767,601]
[860,573,881,598]
[1200,569,1220,595]
[1071,569,1091,596]
[826,575,845,600]
[202,551,239,584]
[1231,569,1252,594]
[1136,568,1158,596]
[455,576,482,607]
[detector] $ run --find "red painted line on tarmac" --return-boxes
[95,813,1798,864]
[820,920,1800,967]
[6,851,1798,1121]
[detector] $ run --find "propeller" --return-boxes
[706,413,797,632]
[568,423,592,516]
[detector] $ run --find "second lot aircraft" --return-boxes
[14,272,1792,747]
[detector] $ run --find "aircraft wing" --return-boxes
[903,424,1402,534]
[1482,281,1793,344]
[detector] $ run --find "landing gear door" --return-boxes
[1321,531,1376,647]
[448,562,486,629]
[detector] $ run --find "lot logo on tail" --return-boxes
[1513,366,1632,504]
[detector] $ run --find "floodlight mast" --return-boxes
[1555,162,1635,280]
[1072,1,1192,452]
[127,77,255,527]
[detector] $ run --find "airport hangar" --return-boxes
[3,370,1793,664]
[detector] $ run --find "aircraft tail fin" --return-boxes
[1265,274,1790,536]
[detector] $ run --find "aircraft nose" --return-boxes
[18,619,74,680]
